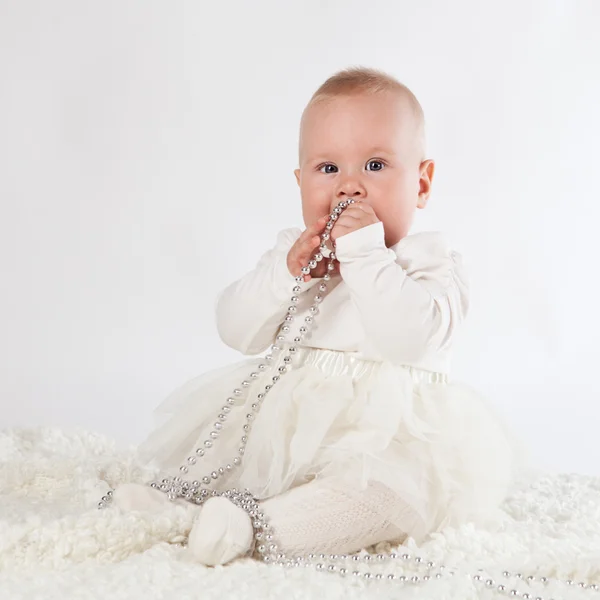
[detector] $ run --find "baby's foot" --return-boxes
[187,496,254,565]
[112,482,189,512]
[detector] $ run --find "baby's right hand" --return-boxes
[287,215,338,282]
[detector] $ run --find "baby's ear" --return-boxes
[417,159,435,208]
[294,168,301,186]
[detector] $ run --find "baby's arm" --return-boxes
[215,228,323,355]
[335,221,469,365]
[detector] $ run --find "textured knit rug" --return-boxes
[1,427,599,600]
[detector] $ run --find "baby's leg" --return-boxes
[188,477,425,565]
[257,477,422,556]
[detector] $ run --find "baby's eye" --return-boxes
[319,164,338,174]
[366,160,385,171]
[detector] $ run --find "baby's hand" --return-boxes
[330,200,380,242]
[287,215,339,282]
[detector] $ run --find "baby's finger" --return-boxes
[295,216,330,281]
[299,215,329,243]
[298,235,320,266]
[302,219,326,251]
[302,234,327,281]
[311,214,330,232]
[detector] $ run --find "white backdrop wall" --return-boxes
[1,0,598,475]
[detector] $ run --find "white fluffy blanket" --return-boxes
[1,427,599,600]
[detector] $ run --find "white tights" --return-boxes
[113,477,425,566]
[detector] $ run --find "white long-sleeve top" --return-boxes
[214,221,469,374]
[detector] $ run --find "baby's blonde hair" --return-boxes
[299,66,426,162]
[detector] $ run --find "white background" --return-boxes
[1,0,598,475]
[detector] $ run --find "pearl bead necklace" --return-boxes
[98,198,599,598]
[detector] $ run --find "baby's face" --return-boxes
[294,91,434,248]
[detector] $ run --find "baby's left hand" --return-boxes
[330,201,380,243]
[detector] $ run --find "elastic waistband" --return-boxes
[286,344,448,384]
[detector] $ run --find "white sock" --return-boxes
[187,496,254,566]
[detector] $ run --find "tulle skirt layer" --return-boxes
[136,344,529,541]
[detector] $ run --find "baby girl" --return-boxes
[108,66,526,567]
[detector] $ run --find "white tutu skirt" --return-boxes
[137,344,529,542]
